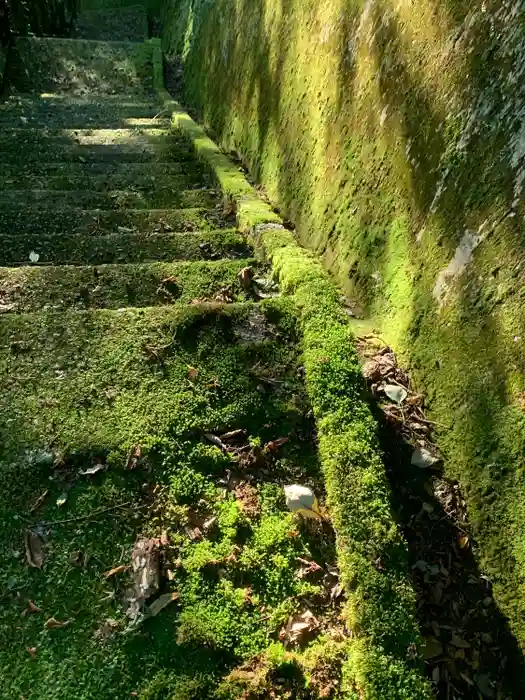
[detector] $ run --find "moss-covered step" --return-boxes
[0,259,256,312]
[0,186,218,211]
[0,229,251,266]
[0,167,207,194]
[0,207,231,237]
[75,5,148,42]
[0,95,166,129]
[0,162,205,187]
[0,300,329,700]
[7,37,155,96]
[0,128,194,164]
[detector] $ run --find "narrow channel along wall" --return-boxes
[161,0,525,648]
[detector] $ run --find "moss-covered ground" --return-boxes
[162,0,525,663]
[1,302,349,700]
[0,20,372,700]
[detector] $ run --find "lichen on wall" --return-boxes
[162,0,525,649]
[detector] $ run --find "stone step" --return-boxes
[75,5,148,42]
[0,300,283,456]
[0,168,207,193]
[0,229,251,266]
[0,259,255,312]
[8,37,155,96]
[0,161,203,183]
[0,207,231,237]
[0,95,169,129]
[0,128,193,164]
[0,187,219,210]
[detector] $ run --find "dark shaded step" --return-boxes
[8,37,155,96]
[75,5,148,42]
[0,169,207,193]
[0,207,232,236]
[0,161,201,180]
[0,95,166,129]
[0,128,193,164]
[0,229,251,266]
[0,188,219,210]
[0,259,255,312]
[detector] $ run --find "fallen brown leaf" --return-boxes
[27,600,43,614]
[44,617,70,629]
[265,437,290,453]
[126,445,142,470]
[26,647,37,658]
[25,530,45,569]
[103,564,130,579]
[29,490,49,513]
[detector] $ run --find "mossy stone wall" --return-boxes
[161,0,525,648]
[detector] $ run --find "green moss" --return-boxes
[0,299,327,698]
[163,0,525,650]
[0,258,255,311]
[168,104,431,698]
[8,37,155,96]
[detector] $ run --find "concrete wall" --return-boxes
[162,0,525,648]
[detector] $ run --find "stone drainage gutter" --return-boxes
[149,38,433,699]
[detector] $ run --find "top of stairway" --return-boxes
[74,5,149,42]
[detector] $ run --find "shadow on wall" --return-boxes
[162,0,525,669]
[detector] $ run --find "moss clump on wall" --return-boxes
[162,0,525,649]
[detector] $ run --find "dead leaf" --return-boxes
[281,610,319,645]
[126,445,142,470]
[93,618,120,641]
[26,647,37,658]
[187,365,198,380]
[27,600,43,614]
[411,447,440,469]
[422,636,443,659]
[25,530,45,569]
[220,429,246,442]
[29,490,48,513]
[78,463,106,476]
[44,617,70,629]
[450,633,470,649]
[384,384,408,403]
[265,437,289,453]
[131,537,160,601]
[103,564,130,579]
[148,592,179,617]
[204,433,228,452]
[237,266,254,291]
[458,534,470,549]
[160,529,169,547]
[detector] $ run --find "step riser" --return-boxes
[0,189,219,210]
[0,208,231,237]
[0,171,207,193]
[0,260,255,312]
[0,129,193,164]
[0,231,251,266]
[0,162,199,179]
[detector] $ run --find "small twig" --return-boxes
[35,501,134,528]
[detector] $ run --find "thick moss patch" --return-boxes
[0,229,250,266]
[0,259,256,311]
[0,302,340,699]
[162,0,525,652]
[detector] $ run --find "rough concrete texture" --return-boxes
[162,0,525,649]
